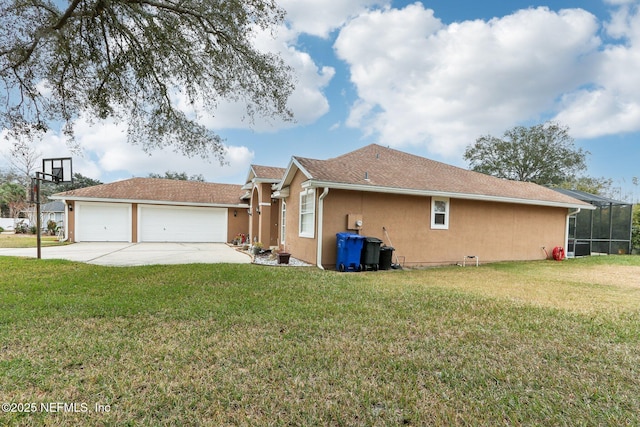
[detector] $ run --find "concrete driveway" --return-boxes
[0,242,251,266]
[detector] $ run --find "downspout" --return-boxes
[316,187,330,270]
[59,200,69,242]
[565,208,581,257]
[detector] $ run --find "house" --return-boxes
[52,144,593,268]
[51,178,249,243]
[41,201,66,231]
[268,144,593,268]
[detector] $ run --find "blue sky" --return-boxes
[2,0,639,201]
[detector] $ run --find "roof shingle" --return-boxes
[53,178,246,206]
[251,165,286,180]
[293,144,591,207]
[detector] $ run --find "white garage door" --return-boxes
[76,202,131,242]
[138,205,227,242]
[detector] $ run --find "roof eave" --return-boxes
[50,195,249,209]
[301,180,596,210]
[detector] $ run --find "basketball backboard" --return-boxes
[41,157,73,183]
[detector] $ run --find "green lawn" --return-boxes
[1,256,639,425]
[0,234,66,248]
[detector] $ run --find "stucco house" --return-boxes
[269,144,593,268]
[53,144,593,268]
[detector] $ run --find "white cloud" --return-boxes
[556,2,640,138]
[178,24,335,133]
[279,0,389,38]
[335,4,603,157]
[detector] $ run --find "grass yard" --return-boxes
[0,233,66,248]
[1,256,639,425]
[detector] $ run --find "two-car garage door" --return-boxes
[75,202,227,242]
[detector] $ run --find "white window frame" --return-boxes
[280,200,287,244]
[431,197,450,230]
[299,189,315,238]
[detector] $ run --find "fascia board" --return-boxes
[275,157,313,191]
[302,180,596,210]
[253,178,281,184]
[271,188,290,198]
[50,195,249,209]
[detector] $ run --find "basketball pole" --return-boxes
[35,173,42,260]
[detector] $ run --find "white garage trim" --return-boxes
[76,202,132,242]
[138,205,228,242]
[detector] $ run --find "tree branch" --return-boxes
[53,0,84,30]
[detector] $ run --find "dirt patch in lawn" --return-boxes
[562,265,640,289]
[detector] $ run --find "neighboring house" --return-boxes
[41,201,66,231]
[51,178,249,243]
[52,145,593,268]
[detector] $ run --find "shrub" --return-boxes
[47,220,58,235]
[14,222,28,234]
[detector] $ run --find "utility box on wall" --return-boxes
[346,214,363,231]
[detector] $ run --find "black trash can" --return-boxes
[361,237,383,271]
[379,246,394,270]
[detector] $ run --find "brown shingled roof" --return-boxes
[53,178,246,206]
[251,165,286,180]
[292,144,591,207]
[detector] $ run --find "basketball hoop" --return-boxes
[40,157,73,184]
[34,157,73,259]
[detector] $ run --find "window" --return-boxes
[280,201,286,244]
[299,189,315,238]
[431,197,449,229]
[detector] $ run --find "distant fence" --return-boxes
[0,218,30,231]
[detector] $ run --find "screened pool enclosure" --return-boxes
[554,189,633,257]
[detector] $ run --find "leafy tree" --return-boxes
[0,169,20,216]
[556,176,614,197]
[148,171,205,182]
[41,173,103,200]
[55,173,103,192]
[464,122,588,185]
[0,181,27,218]
[0,0,294,160]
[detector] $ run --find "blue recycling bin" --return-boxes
[336,232,366,272]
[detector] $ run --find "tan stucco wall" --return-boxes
[227,207,249,243]
[281,172,317,264]
[131,203,138,242]
[66,201,76,242]
[249,183,279,246]
[318,189,568,268]
[269,200,280,248]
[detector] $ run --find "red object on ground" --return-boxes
[552,246,565,261]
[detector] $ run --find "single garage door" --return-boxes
[76,202,131,242]
[138,205,227,242]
